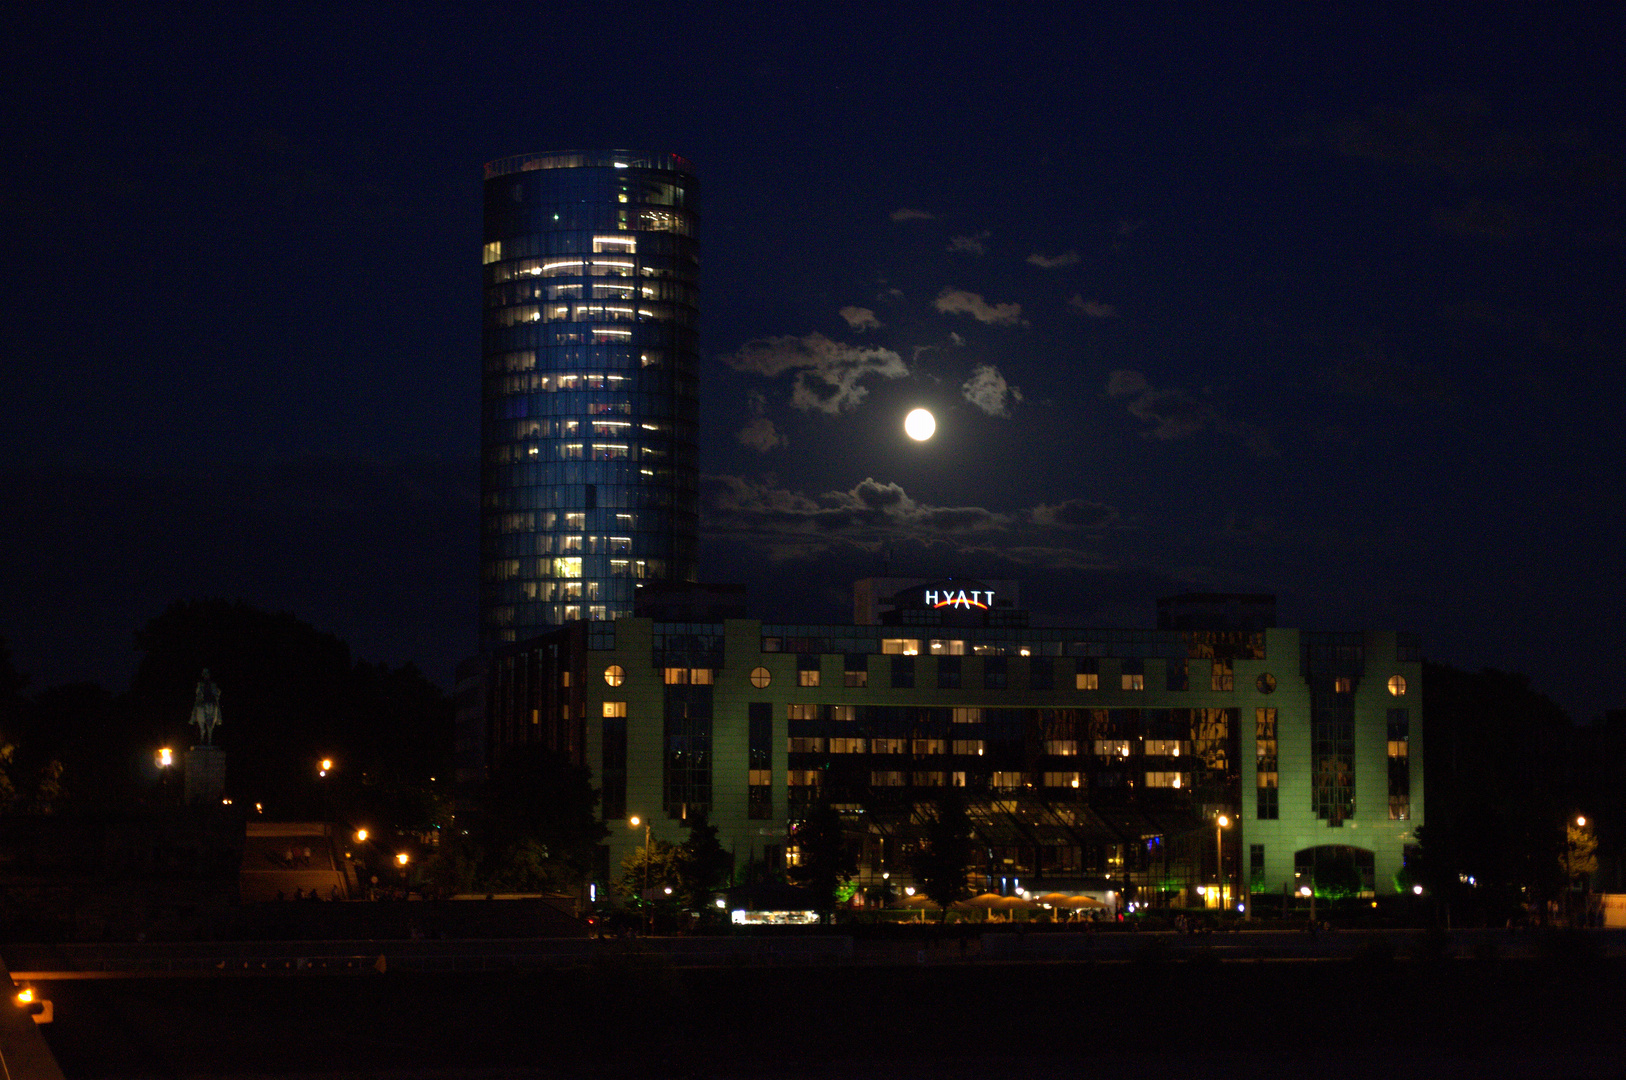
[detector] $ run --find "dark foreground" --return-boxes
[32,955,1626,1079]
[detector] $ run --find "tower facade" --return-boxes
[480,151,699,648]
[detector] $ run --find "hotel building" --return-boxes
[481,586,1422,907]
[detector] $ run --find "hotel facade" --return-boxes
[481,587,1422,908]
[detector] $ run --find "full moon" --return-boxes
[904,408,936,441]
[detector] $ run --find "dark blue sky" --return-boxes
[3,3,1621,722]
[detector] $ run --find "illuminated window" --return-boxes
[1044,772,1083,789]
[748,769,772,786]
[881,638,921,655]
[787,770,821,786]
[912,739,945,755]
[952,771,968,787]
[1257,672,1277,694]
[1076,673,1099,690]
[663,667,689,685]
[952,707,983,724]
[829,737,866,753]
[559,670,571,687]
[871,737,906,754]
[604,665,625,687]
[1122,674,1144,691]
[1144,739,1186,757]
[787,703,818,721]
[952,740,985,755]
[990,771,1024,791]
[690,668,713,685]
[828,705,856,722]
[603,701,626,718]
[553,556,582,578]
[844,655,868,688]
[1044,739,1078,756]
[1335,677,1353,693]
[1145,772,1189,788]
[482,240,502,264]
[749,667,772,688]
[929,639,966,655]
[1095,740,1131,757]
[1211,659,1234,692]
[1388,675,1407,696]
[798,669,820,687]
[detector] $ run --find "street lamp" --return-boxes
[1215,814,1231,909]
[629,815,652,935]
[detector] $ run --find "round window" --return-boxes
[1388,675,1407,696]
[604,664,625,687]
[1256,672,1276,694]
[749,666,772,688]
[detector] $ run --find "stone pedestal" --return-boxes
[184,745,227,806]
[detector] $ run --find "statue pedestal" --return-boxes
[185,745,227,806]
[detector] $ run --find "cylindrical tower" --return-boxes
[480,151,699,648]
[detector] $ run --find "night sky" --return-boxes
[3,4,1621,723]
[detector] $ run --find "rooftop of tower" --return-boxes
[484,150,694,180]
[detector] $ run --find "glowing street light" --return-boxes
[157,747,174,768]
[355,829,369,843]
[1215,814,1232,908]
[629,815,653,935]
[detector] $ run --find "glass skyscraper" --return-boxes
[480,151,699,648]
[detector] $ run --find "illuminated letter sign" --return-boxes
[924,589,992,610]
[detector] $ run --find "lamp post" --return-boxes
[629,815,652,936]
[1215,814,1231,909]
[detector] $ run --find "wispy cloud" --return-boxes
[946,231,991,256]
[1068,295,1117,318]
[1027,250,1080,268]
[1106,369,1274,456]
[1030,498,1120,531]
[839,305,883,331]
[723,333,908,414]
[891,208,935,222]
[961,364,1023,417]
[933,287,1028,327]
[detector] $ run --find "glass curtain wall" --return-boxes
[481,151,699,647]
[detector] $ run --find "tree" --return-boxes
[434,743,607,895]
[617,837,684,907]
[677,809,733,910]
[909,793,974,920]
[785,797,855,922]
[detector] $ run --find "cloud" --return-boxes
[946,231,991,256]
[1069,295,1117,318]
[1030,498,1120,531]
[961,364,1023,417]
[722,333,908,414]
[933,287,1028,327]
[737,416,785,453]
[890,208,935,222]
[1027,250,1080,268]
[1106,369,1274,456]
[706,475,1008,538]
[839,305,883,331]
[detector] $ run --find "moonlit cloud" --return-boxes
[1069,295,1117,318]
[737,416,785,453]
[1027,250,1080,268]
[706,475,1008,537]
[946,231,991,256]
[890,208,935,222]
[839,305,883,331]
[1030,498,1120,531]
[961,364,1023,417]
[933,287,1028,327]
[722,332,908,414]
[1106,369,1274,456]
